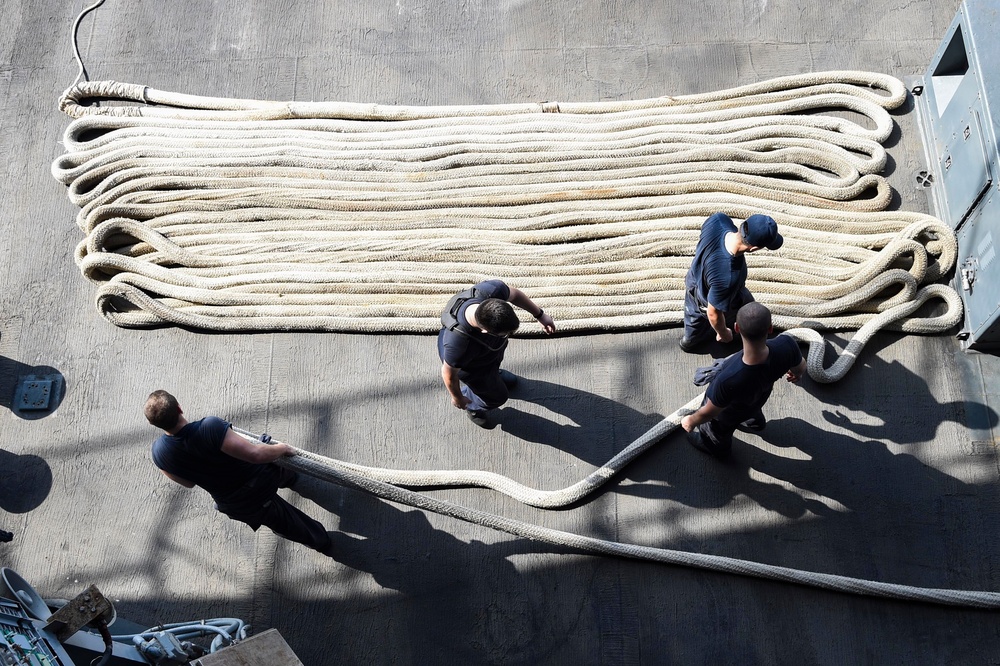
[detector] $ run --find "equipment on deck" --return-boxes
[913,0,1000,349]
[0,568,273,666]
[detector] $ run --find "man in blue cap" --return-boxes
[680,212,784,352]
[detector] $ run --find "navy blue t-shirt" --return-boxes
[685,212,747,314]
[151,416,259,500]
[437,280,511,371]
[706,335,802,415]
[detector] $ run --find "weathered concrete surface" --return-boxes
[3,0,1000,664]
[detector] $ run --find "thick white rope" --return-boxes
[228,427,1000,609]
[238,395,704,510]
[223,298,990,607]
[52,72,961,343]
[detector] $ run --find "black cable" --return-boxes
[90,619,113,666]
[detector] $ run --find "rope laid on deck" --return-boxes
[53,72,961,342]
[238,395,703,510]
[229,425,1000,609]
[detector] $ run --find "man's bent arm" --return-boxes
[706,304,732,342]
[442,362,471,409]
[681,398,723,432]
[220,428,295,464]
[507,287,556,334]
[787,358,807,382]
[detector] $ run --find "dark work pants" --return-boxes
[683,286,754,344]
[216,467,330,553]
[458,364,509,411]
[696,397,765,459]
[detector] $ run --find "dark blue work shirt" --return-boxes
[437,280,511,371]
[706,335,803,415]
[151,416,259,500]
[685,212,747,314]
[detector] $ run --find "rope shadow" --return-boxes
[802,334,998,445]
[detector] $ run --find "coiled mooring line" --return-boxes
[52,72,962,344]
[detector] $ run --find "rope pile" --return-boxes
[53,72,961,345]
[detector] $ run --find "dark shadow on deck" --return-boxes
[497,377,665,466]
[0,356,66,420]
[0,448,51,514]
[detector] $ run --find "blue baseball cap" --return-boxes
[741,214,783,250]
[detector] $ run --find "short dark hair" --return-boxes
[145,390,181,430]
[477,298,520,335]
[736,302,771,342]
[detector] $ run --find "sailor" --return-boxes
[680,212,784,352]
[145,390,332,554]
[438,280,555,427]
[681,302,807,459]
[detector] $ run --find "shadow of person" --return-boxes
[616,404,982,543]
[0,448,52,513]
[496,377,665,465]
[804,333,998,445]
[0,356,66,420]
[742,416,986,543]
[624,415,991,584]
[611,427,823,519]
[293,475,555,593]
[289,474,558,661]
[750,416,973,505]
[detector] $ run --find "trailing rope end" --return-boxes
[59,80,149,118]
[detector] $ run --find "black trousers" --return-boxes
[216,467,330,553]
[697,406,766,458]
[458,364,509,410]
[683,285,754,344]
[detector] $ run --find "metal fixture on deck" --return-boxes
[0,568,292,666]
[912,0,1000,349]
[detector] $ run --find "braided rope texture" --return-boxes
[230,426,1000,608]
[231,381,1000,609]
[53,71,961,357]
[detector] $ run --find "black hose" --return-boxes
[91,619,113,666]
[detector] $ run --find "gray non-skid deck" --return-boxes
[3,1,1000,663]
